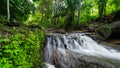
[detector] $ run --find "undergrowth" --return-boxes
[0,30,44,68]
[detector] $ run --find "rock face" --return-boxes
[43,49,117,68]
[96,20,120,39]
[64,51,116,68]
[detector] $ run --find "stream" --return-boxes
[43,33,120,68]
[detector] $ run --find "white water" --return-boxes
[45,63,55,68]
[44,33,120,68]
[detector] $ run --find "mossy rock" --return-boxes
[96,26,112,39]
[96,20,120,39]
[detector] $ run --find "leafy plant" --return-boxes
[0,30,44,68]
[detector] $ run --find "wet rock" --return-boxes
[65,50,116,68]
[52,29,66,34]
[49,50,117,68]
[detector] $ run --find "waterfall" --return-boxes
[44,33,120,68]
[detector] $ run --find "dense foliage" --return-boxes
[50,0,120,27]
[0,0,120,27]
[0,0,35,22]
[25,0,120,28]
[0,27,44,68]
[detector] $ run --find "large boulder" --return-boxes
[49,50,119,68]
[65,51,116,68]
[96,20,120,40]
[96,26,112,39]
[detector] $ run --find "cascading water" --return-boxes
[43,33,120,68]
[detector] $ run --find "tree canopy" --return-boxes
[0,0,35,22]
[0,0,120,27]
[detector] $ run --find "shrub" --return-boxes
[0,30,44,68]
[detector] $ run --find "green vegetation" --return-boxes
[0,0,120,28]
[0,27,44,68]
[0,0,35,22]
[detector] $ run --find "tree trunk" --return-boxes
[7,0,10,21]
[65,11,75,29]
[77,5,81,26]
